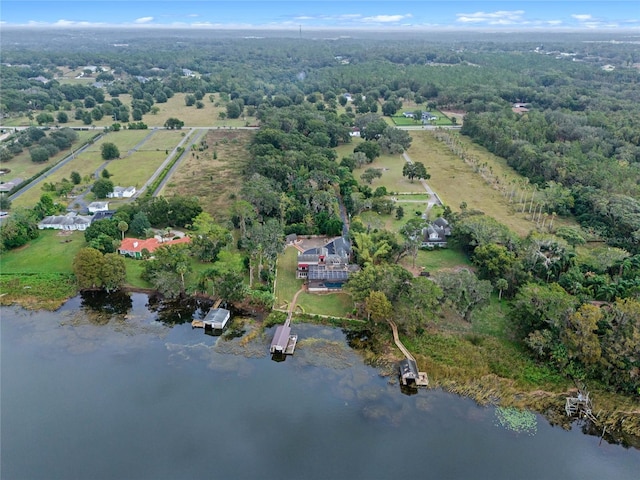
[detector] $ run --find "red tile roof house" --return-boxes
[118,236,191,259]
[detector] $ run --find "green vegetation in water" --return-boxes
[495,407,538,436]
[0,273,76,310]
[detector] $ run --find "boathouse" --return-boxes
[270,325,298,355]
[203,307,231,331]
[399,359,420,386]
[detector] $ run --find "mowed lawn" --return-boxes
[409,131,577,236]
[275,247,304,309]
[0,230,85,274]
[161,129,253,220]
[102,151,167,189]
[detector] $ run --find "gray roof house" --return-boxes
[421,217,451,248]
[296,236,359,292]
[38,212,92,231]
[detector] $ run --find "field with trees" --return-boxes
[1,28,639,439]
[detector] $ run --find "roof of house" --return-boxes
[203,308,231,328]
[39,213,92,227]
[271,325,291,349]
[119,236,190,253]
[88,201,109,209]
[308,265,350,281]
[400,359,419,378]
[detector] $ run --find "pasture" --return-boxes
[160,129,253,220]
[408,131,577,236]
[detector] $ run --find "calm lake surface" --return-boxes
[2,293,639,480]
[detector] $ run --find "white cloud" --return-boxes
[134,17,154,24]
[362,14,412,23]
[571,14,593,21]
[456,10,525,25]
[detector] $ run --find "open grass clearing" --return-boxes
[103,150,167,189]
[352,152,423,194]
[87,130,153,154]
[142,93,258,128]
[161,129,253,220]
[413,247,472,273]
[275,247,304,308]
[409,131,577,236]
[296,291,354,318]
[0,229,85,274]
[1,130,98,184]
[137,129,186,151]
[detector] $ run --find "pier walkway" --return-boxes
[388,319,429,386]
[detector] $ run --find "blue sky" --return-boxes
[1,1,638,30]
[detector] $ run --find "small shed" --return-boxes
[203,307,231,331]
[399,359,420,386]
[270,325,297,355]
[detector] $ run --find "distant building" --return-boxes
[87,201,109,213]
[0,178,23,193]
[106,186,136,198]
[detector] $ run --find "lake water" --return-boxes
[2,293,639,480]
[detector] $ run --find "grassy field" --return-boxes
[102,150,167,189]
[352,152,423,194]
[274,247,304,308]
[0,229,85,274]
[296,291,354,318]
[160,129,253,219]
[409,131,577,236]
[0,130,98,184]
[413,247,472,273]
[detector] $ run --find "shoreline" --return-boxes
[2,286,638,446]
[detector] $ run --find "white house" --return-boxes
[107,186,136,198]
[87,201,109,213]
[38,212,92,231]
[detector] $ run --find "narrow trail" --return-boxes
[285,287,305,327]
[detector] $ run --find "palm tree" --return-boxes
[117,221,128,240]
[496,278,508,301]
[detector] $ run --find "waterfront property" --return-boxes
[296,236,359,292]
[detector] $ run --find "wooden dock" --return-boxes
[389,319,428,387]
[270,288,302,356]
